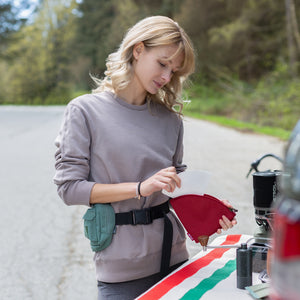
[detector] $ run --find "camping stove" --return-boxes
[247,154,283,243]
[247,154,283,272]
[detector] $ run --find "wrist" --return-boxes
[136,181,144,199]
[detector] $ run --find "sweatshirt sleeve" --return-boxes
[53,103,95,206]
[173,120,187,173]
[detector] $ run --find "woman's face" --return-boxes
[132,43,184,95]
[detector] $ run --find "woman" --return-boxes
[54,16,236,299]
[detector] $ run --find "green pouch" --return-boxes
[83,203,115,252]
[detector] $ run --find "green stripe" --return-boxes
[180,259,236,300]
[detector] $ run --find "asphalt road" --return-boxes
[0,106,286,299]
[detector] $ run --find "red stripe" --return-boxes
[138,234,242,300]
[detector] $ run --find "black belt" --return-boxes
[115,201,173,277]
[115,202,169,225]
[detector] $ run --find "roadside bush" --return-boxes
[184,62,300,131]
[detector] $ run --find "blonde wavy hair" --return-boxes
[92,16,195,114]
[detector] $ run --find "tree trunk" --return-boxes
[290,0,300,53]
[285,0,298,77]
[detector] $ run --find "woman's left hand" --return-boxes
[216,199,237,234]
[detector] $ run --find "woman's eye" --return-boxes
[159,62,166,67]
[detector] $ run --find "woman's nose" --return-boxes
[161,70,172,84]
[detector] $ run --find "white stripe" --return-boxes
[160,254,230,300]
[159,235,252,300]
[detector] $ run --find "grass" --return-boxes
[182,80,296,141]
[183,110,291,141]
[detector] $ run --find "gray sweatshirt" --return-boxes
[53,91,189,282]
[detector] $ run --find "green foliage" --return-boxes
[1,0,77,105]
[75,0,117,75]
[183,111,291,141]
[184,61,300,135]
[246,67,300,131]
[176,0,286,80]
[0,0,28,53]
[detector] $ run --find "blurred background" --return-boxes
[0,0,300,136]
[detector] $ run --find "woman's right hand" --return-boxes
[139,166,181,197]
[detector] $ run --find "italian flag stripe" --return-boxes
[179,259,236,299]
[138,234,242,300]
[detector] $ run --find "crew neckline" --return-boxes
[106,91,148,111]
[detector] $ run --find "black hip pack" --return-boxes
[83,201,173,276]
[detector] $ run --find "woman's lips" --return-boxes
[154,80,162,89]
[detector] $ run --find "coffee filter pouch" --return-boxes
[162,170,211,198]
[170,194,236,242]
[83,203,115,252]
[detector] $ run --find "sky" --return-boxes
[13,0,39,19]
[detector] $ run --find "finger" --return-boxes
[219,218,227,230]
[161,170,181,188]
[164,182,175,192]
[168,177,179,192]
[166,166,176,172]
[219,218,230,231]
[222,215,233,228]
[166,170,181,188]
[153,175,176,193]
[172,174,181,188]
[231,218,238,225]
[157,175,176,189]
[160,166,176,174]
[220,199,232,208]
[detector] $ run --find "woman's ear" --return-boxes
[133,42,144,60]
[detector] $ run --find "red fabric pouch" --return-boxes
[170,194,236,243]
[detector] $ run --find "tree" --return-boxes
[2,0,78,104]
[75,0,117,76]
[0,0,29,57]
[176,0,287,81]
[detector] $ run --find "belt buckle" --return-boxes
[132,208,152,225]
